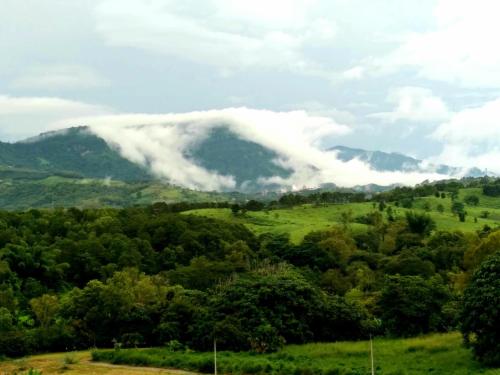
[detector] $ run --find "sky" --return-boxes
[1,0,500,186]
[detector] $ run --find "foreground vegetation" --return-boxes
[93,333,498,375]
[1,178,500,370]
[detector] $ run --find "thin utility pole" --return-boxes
[214,338,217,375]
[370,334,375,375]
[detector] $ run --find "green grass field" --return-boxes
[185,203,372,243]
[185,188,500,243]
[92,332,500,374]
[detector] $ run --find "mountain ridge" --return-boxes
[0,126,488,193]
[329,145,486,177]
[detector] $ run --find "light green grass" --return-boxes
[93,332,500,374]
[185,188,500,243]
[186,203,373,243]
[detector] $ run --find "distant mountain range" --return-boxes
[330,145,486,177]
[0,126,487,194]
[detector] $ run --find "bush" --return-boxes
[120,332,145,348]
[63,352,79,365]
[165,339,186,352]
[0,330,34,357]
[249,323,285,353]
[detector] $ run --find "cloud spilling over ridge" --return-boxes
[56,107,451,191]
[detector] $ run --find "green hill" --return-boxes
[0,126,293,191]
[0,127,151,181]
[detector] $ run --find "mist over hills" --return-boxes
[0,126,486,193]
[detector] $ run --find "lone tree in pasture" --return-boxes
[464,194,480,206]
[340,209,353,229]
[405,212,436,236]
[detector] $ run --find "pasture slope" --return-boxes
[185,188,500,243]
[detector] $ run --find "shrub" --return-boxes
[63,352,79,365]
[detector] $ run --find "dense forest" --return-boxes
[0,198,499,365]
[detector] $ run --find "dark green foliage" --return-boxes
[427,231,468,271]
[378,201,386,211]
[385,250,436,277]
[461,251,500,365]
[405,211,436,235]
[483,181,500,197]
[281,229,356,271]
[451,201,465,215]
[464,194,480,206]
[378,275,452,337]
[399,198,413,208]
[0,198,493,362]
[245,199,265,211]
[278,191,366,207]
[200,264,367,352]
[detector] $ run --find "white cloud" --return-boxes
[292,101,357,125]
[378,0,500,88]
[341,66,365,80]
[10,65,108,90]
[0,95,110,141]
[55,107,450,190]
[369,87,451,123]
[431,98,500,174]
[94,0,336,77]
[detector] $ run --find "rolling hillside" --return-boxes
[186,187,500,243]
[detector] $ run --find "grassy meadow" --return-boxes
[185,188,500,243]
[0,351,197,374]
[92,333,500,375]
